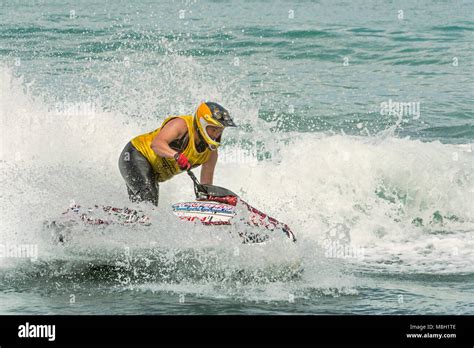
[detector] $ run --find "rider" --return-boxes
[118,102,236,206]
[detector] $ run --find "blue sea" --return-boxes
[0,0,473,315]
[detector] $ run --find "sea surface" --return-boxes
[0,0,473,314]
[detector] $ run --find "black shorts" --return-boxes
[118,142,159,206]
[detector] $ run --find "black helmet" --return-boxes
[194,102,236,150]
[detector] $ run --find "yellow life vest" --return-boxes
[131,115,211,182]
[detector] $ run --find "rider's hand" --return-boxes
[174,152,191,170]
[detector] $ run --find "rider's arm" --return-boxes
[200,150,218,185]
[151,118,188,158]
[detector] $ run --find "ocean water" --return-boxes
[0,0,473,315]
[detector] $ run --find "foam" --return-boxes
[1,63,472,291]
